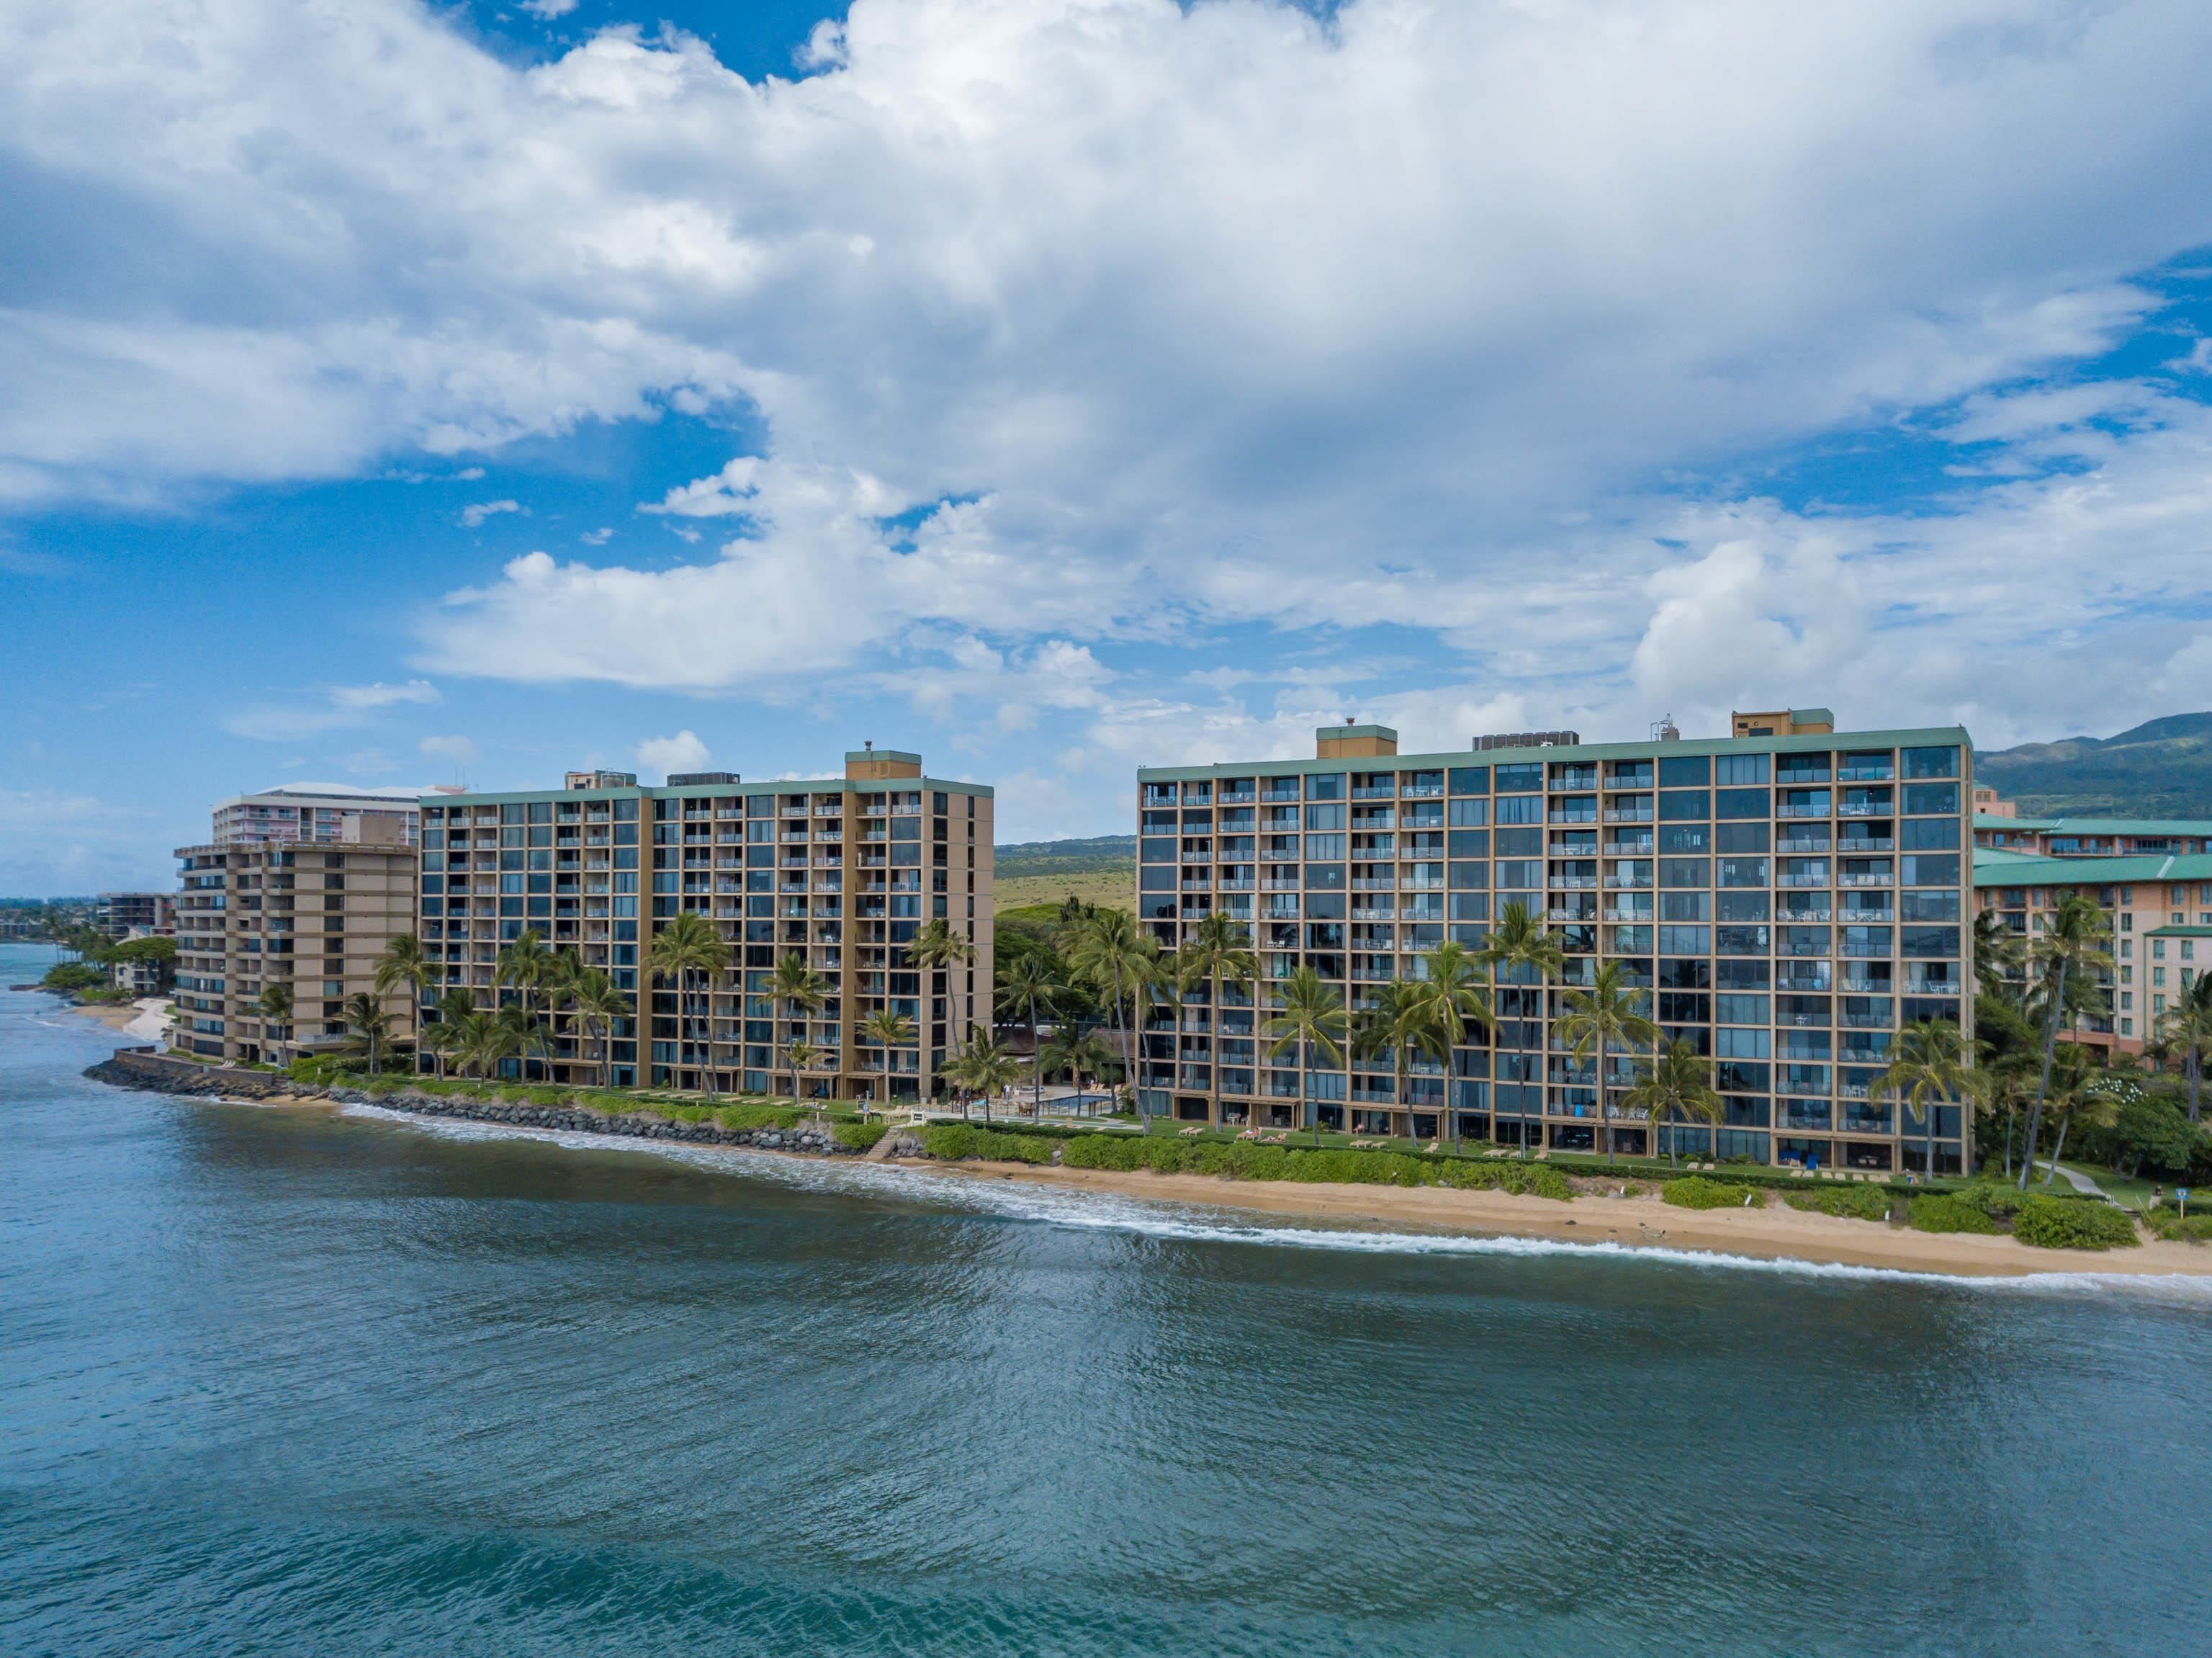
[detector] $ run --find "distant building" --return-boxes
[1138,709,1972,1174]
[95,892,174,939]
[210,784,428,848]
[170,806,418,1066]
[414,748,993,1100]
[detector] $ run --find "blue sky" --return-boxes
[9,0,2212,895]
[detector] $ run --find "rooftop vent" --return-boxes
[666,772,739,787]
[1473,730,1581,751]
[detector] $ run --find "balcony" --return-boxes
[1179,879,1213,893]
[1602,874,1651,890]
[1401,783,1443,799]
[1775,802,1830,820]
[1352,784,1395,799]
[1838,871,1894,887]
[1551,874,1598,890]
[1401,876,1443,891]
[1180,850,1213,864]
[1777,834,1831,853]
[1262,878,1301,892]
[1601,907,1652,923]
[1837,766,1894,782]
[1776,872,1828,888]
[1603,806,1654,823]
[1838,801,1891,817]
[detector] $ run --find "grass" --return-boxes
[994,870,1134,913]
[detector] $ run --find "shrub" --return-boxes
[1907,1194,2002,1235]
[1663,1176,1763,1211]
[1951,1183,2028,1222]
[833,1121,889,1151]
[42,962,110,992]
[1783,1184,1892,1222]
[2012,1196,2139,1251]
[2144,1207,2212,1244]
[665,1105,714,1124]
[922,1123,1054,1164]
[1051,1134,1574,1198]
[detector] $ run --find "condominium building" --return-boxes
[414,749,993,1100]
[1974,807,2212,858]
[1136,714,1974,1173]
[169,811,418,1064]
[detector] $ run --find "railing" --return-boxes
[1779,908,1833,923]
[1401,784,1443,799]
[1262,878,1300,892]
[1603,874,1651,889]
[1775,802,1830,820]
[1601,908,1652,923]
[1551,874,1598,890]
[1603,807,1655,823]
[1836,766,1893,781]
[1838,802,1890,817]
[1777,835,1830,853]
[1401,877,1443,891]
[1776,873,1828,887]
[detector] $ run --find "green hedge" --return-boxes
[1907,1194,2003,1235]
[1040,1133,1575,1198]
[1782,1184,1893,1222]
[834,1121,889,1151]
[715,1103,807,1132]
[1662,1176,1765,1211]
[2012,1197,2141,1251]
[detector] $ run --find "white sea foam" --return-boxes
[336,1100,2212,1299]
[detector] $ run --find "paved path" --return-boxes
[2036,1160,2110,1201]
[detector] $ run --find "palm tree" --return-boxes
[453,1008,518,1080]
[783,1036,824,1109]
[1066,908,1161,1117]
[2157,970,2212,1123]
[1555,959,1659,1165]
[1179,913,1259,1101]
[422,986,475,1081]
[255,982,295,1064]
[1623,1039,1722,1169]
[1352,978,1450,1142]
[908,916,978,1039]
[767,951,830,1099]
[997,952,1058,1116]
[1038,1026,1115,1113]
[341,991,393,1075]
[2017,894,2114,1189]
[374,933,438,1070]
[1411,941,1493,1150]
[2038,1042,2123,1188]
[563,967,631,1090]
[1480,900,1564,1157]
[647,911,732,1090]
[1262,965,1349,1147]
[1973,910,2026,1006]
[860,1007,918,1111]
[945,1027,1024,1123]
[493,1001,540,1083]
[1874,1018,1970,1183]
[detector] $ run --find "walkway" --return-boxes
[2034,1160,2110,1201]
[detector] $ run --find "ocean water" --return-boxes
[3,942,2209,1657]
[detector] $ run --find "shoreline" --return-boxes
[917,1159,2212,1279]
[76,1052,2212,1281]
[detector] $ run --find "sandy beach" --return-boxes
[922,1159,2212,1278]
[68,998,172,1040]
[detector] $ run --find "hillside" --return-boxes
[1976,712,2212,819]
[993,835,1135,912]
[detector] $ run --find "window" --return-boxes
[1493,763,1542,792]
[1902,745,1959,779]
[1714,788,1770,820]
[1660,790,1710,821]
[1449,767,1490,794]
[1495,794,1542,825]
[1658,756,1710,787]
[1449,798,1489,827]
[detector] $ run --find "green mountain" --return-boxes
[1975,713,2212,820]
[994,834,1136,879]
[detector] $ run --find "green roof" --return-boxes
[1972,851,2212,888]
[2149,926,2212,938]
[1136,726,1973,781]
[1974,813,2212,837]
[418,774,993,807]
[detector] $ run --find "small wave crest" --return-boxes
[335,1100,2212,1299]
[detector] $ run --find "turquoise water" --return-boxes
[3,943,2209,1657]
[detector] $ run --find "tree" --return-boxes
[2039,1044,2125,1187]
[1972,910,2027,1008]
[945,1028,1025,1123]
[649,912,733,1090]
[860,1008,918,1110]
[2017,895,2114,1189]
[1555,959,1658,1165]
[423,986,475,1080]
[1179,913,1259,1111]
[1971,991,2040,1177]
[997,951,1058,1116]
[453,1008,518,1080]
[1412,941,1493,1150]
[783,1036,824,1111]
[907,917,978,1039]
[1352,978,1451,1142]
[1065,908,1160,1115]
[768,951,830,1098]
[1874,1018,1970,1183]
[374,933,438,1070]
[342,992,393,1075]
[1261,966,1349,1147]
[496,927,552,1025]
[2157,970,2212,1124]
[563,968,631,1090]
[494,1001,540,1081]
[1038,1026,1115,1112]
[1480,900,1565,1157]
[1623,1039,1723,1168]
[255,982,294,1062]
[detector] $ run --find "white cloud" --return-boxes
[520,0,580,17]
[460,499,523,529]
[225,679,441,741]
[419,733,481,766]
[9,0,2212,758]
[634,729,711,779]
[580,526,613,545]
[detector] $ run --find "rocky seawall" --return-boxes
[83,1047,911,1159]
